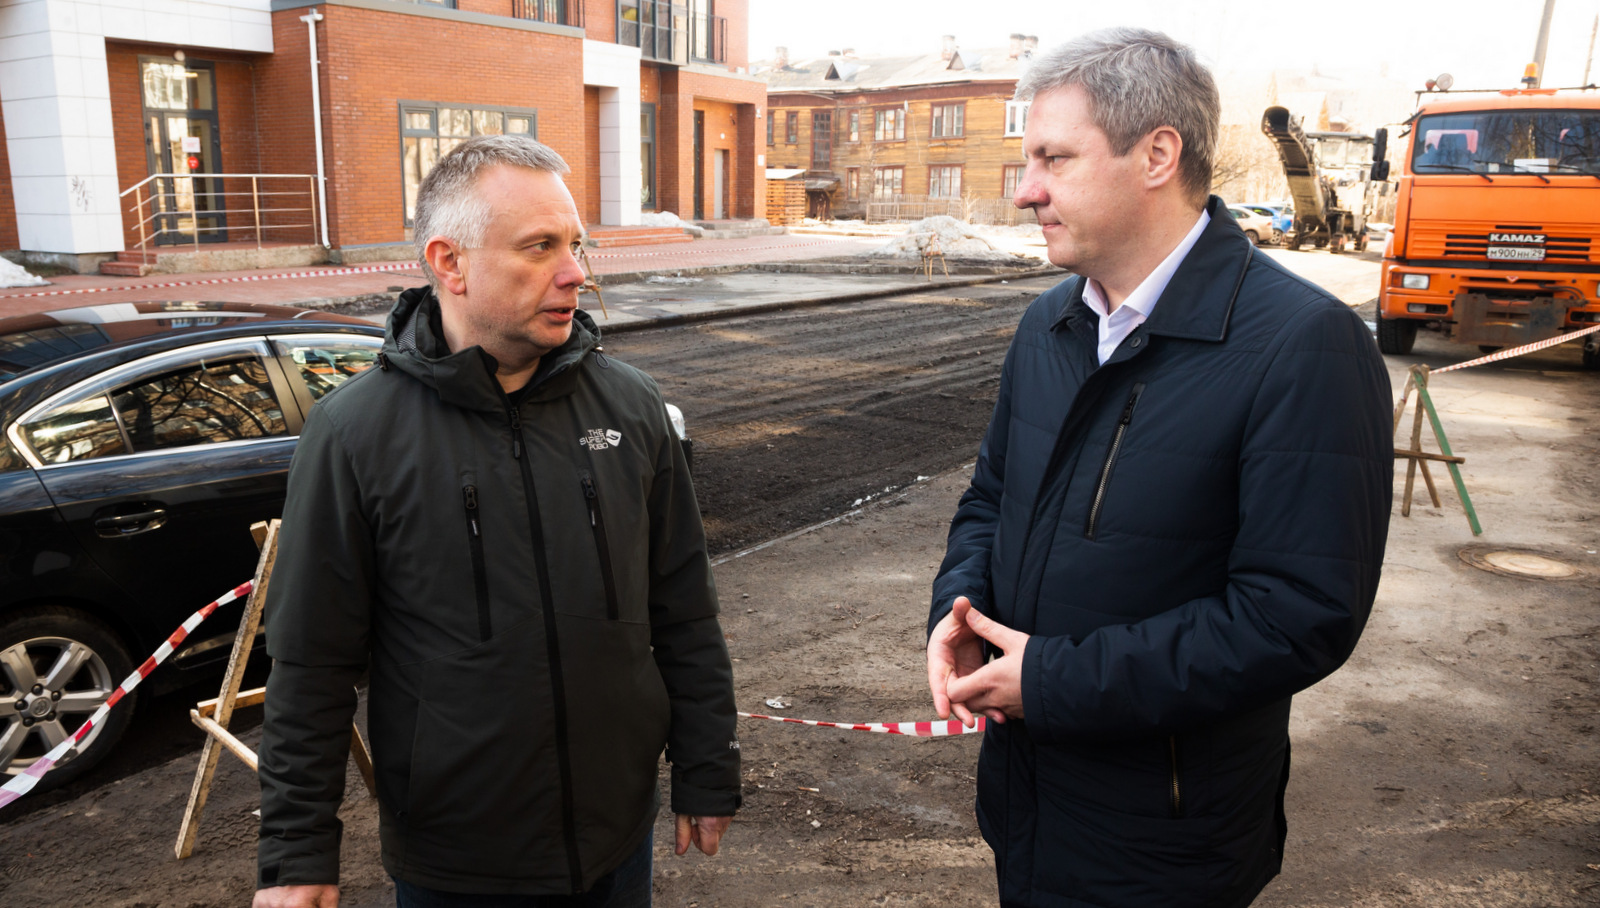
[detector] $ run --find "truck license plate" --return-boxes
[1486,245,1545,261]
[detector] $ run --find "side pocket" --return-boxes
[463,483,491,641]
[578,470,621,621]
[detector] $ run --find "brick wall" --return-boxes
[718,0,748,71]
[659,69,764,220]
[583,86,601,224]
[271,6,586,249]
[105,42,263,249]
[0,101,16,250]
[584,0,617,44]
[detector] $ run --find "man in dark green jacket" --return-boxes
[255,136,739,908]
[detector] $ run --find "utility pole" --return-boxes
[1584,12,1597,86]
[1531,0,1557,87]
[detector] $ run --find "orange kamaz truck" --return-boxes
[1376,87,1600,368]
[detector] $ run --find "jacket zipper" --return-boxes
[462,484,491,641]
[508,403,585,893]
[1169,735,1184,818]
[579,471,621,620]
[1084,382,1145,540]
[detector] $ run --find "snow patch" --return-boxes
[0,258,48,288]
[866,216,1031,263]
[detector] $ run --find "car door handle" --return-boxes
[93,508,169,536]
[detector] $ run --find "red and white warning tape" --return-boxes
[739,711,986,737]
[1432,322,1600,374]
[0,263,423,300]
[0,580,253,810]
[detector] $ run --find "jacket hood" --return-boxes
[383,286,601,412]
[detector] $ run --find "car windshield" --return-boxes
[1412,108,1600,175]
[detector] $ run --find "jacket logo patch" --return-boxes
[580,428,623,451]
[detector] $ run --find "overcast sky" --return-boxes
[749,0,1600,92]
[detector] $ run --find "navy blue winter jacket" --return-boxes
[931,198,1392,908]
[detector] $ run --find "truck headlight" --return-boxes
[1400,273,1430,290]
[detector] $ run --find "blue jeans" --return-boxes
[394,831,652,908]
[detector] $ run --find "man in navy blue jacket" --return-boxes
[926,28,1392,908]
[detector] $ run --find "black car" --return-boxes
[0,302,386,788]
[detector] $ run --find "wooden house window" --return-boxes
[847,110,860,143]
[874,108,904,141]
[872,166,903,198]
[928,165,962,198]
[1003,164,1024,199]
[767,112,774,145]
[786,111,799,144]
[1005,101,1030,137]
[846,167,859,200]
[931,103,965,139]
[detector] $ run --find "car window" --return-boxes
[112,357,286,453]
[277,340,379,401]
[20,395,127,464]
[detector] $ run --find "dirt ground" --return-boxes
[2,252,1598,906]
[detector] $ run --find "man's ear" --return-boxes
[1144,126,1184,190]
[424,235,469,297]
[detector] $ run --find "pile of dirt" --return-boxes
[867,216,1036,264]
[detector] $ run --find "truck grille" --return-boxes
[1410,223,1597,263]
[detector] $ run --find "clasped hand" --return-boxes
[926,596,1029,726]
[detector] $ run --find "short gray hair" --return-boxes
[1015,28,1218,206]
[413,134,571,287]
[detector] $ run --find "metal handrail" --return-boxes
[119,173,320,253]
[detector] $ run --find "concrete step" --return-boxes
[585,228,695,248]
[696,226,788,240]
[99,259,153,277]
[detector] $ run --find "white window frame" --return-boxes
[1005,101,1030,137]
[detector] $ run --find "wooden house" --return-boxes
[758,37,1039,223]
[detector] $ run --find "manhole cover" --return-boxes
[1459,548,1582,580]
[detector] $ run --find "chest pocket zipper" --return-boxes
[463,484,491,641]
[579,471,621,620]
[1085,382,1146,540]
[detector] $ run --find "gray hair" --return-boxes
[413,134,571,287]
[1015,27,1218,205]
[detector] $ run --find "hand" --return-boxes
[252,884,339,907]
[927,596,991,727]
[674,814,733,856]
[942,603,1030,724]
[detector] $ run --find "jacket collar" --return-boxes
[383,286,600,412]
[1053,195,1253,343]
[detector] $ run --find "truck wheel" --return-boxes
[1478,345,1501,355]
[1583,342,1600,370]
[1356,233,1370,252]
[1376,313,1419,355]
[0,607,135,792]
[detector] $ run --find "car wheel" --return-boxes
[1271,229,1284,246]
[1245,230,1260,245]
[0,607,135,791]
[1375,312,1419,355]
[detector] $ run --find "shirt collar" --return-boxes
[1081,208,1212,321]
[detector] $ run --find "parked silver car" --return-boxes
[1226,205,1278,246]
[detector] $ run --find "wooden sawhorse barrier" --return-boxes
[174,519,377,859]
[1392,364,1482,536]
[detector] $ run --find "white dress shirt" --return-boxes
[1080,210,1212,365]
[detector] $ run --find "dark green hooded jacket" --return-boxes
[257,288,739,895]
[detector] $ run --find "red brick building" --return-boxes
[0,0,766,272]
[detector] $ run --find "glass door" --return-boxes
[141,58,226,245]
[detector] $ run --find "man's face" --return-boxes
[449,165,587,364]
[1013,84,1148,276]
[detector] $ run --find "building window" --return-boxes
[1005,101,1030,137]
[1003,163,1024,199]
[928,165,962,198]
[872,166,903,199]
[786,111,799,144]
[641,103,657,208]
[847,110,860,143]
[931,103,964,139]
[874,108,905,141]
[767,111,774,145]
[401,104,537,225]
[846,167,859,200]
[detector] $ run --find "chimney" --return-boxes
[775,46,788,69]
[842,48,855,58]
[1009,33,1024,60]
[940,35,957,61]
[828,49,841,57]
[1022,35,1038,58]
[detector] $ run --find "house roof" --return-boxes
[758,47,1030,94]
